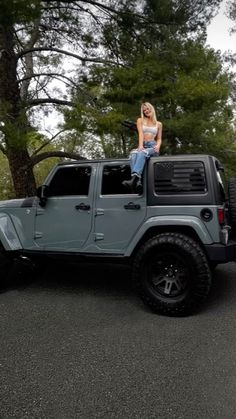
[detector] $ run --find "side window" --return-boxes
[101,164,131,195]
[48,166,91,196]
[154,161,207,194]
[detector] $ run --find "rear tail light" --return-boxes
[218,207,231,244]
[218,208,225,225]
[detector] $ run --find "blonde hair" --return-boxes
[141,102,157,124]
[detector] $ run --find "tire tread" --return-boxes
[132,232,212,316]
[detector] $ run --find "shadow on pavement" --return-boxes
[4,258,134,296]
[2,259,236,315]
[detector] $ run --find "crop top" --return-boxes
[142,124,158,136]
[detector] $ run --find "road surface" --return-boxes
[0,262,236,418]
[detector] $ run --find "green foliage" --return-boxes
[1,0,236,194]
[227,0,236,32]
[0,154,14,199]
[0,0,40,25]
[79,32,234,160]
[34,157,60,187]
[1,112,30,149]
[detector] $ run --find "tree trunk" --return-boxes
[7,146,36,198]
[0,25,20,115]
[0,24,37,198]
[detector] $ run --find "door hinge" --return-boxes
[34,231,43,239]
[95,208,104,216]
[94,233,104,241]
[36,208,45,215]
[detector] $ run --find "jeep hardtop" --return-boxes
[1,154,236,316]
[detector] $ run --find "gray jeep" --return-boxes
[1,154,236,316]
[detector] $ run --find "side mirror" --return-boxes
[36,185,49,207]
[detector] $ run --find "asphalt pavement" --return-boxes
[0,261,236,419]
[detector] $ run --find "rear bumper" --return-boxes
[205,241,236,263]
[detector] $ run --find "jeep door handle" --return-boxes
[124,202,141,210]
[75,203,91,210]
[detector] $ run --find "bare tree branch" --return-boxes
[20,17,41,100]
[31,150,86,166]
[31,129,67,156]
[18,72,78,87]
[17,47,122,66]
[41,0,181,26]
[29,98,75,107]
[42,0,157,22]
[42,0,127,17]
[18,73,100,106]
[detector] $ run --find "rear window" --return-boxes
[154,161,207,195]
[101,164,131,195]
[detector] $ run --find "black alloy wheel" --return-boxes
[147,252,189,300]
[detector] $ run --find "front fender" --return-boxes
[125,215,213,256]
[0,213,22,250]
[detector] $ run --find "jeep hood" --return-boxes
[0,197,36,209]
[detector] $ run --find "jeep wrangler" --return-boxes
[1,154,236,316]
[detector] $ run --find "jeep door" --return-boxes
[34,164,96,250]
[93,162,147,253]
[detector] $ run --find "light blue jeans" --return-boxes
[129,141,159,177]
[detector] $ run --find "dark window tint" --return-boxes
[102,165,131,195]
[48,166,91,196]
[154,161,207,194]
[215,159,226,201]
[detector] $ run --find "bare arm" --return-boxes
[136,118,144,149]
[155,122,162,153]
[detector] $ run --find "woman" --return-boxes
[123,102,162,193]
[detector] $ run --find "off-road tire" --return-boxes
[228,178,236,236]
[132,232,212,317]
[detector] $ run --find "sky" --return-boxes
[207,0,236,54]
